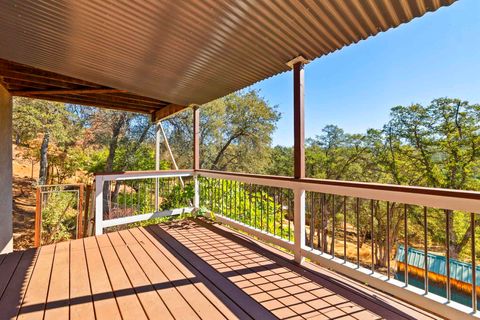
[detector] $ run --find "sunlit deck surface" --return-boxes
[0,218,439,320]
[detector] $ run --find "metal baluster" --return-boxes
[446,209,451,302]
[310,192,314,248]
[387,201,390,279]
[344,196,347,262]
[356,198,360,268]
[472,212,477,313]
[260,188,264,230]
[288,191,292,242]
[317,194,321,251]
[253,185,257,228]
[273,188,277,237]
[280,189,283,239]
[321,194,325,253]
[424,206,429,294]
[404,204,408,286]
[371,199,375,272]
[266,187,270,233]
[332,195,335,258]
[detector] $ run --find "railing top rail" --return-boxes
[196,169,480,213]
[94,169,194,176]
[95,169,194,181]
[196,169,480,199]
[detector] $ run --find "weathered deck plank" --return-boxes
[0,218,442,320]
[121,228,200,319]
[107,231,174,320]
[83,235,122,320]
[44,241,70,320]
[69,238,95,320]
[0,249,37,320]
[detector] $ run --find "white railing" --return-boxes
[196,169,480,319]
[94,170,195,235]
[93,168,480,318]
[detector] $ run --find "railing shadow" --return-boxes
[0,248,38,319]
[151,218,427,320]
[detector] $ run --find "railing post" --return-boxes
[194,174,200,208]
[95,176,104,235]
[294,187,305,264]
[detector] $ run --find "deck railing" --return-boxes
[95,169,480,318]
[94,170,195,235]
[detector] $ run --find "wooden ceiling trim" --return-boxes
[153,104,190,122]
[10,88,128,96]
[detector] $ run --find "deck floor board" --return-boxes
[0,218,441,320]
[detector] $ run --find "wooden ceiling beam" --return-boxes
[37,94,154,114]
[10,88,127,96]
[152,104,189,122]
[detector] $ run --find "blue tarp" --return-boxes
[396,245,480,286]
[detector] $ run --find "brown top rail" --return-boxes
[196,169,480,200]
[196,169,480,213]
[94,169,194,176]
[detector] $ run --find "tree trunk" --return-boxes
[38,132,49,185]
[102,114,126,216]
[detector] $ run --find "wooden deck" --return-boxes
[0,218,440,320]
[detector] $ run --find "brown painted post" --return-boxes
[193,106,200,170]
[77,184,84,238]
[34,187,41,247]
[84,185,92,237]
[193,106,200,207]
[293,61,305,179]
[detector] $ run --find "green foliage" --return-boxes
[165,89,281,173]
[41,192,78,244]
[200,178,292,240]
[161,183,195,210]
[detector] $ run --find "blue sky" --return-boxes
[249,0,480,147]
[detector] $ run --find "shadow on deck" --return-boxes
[0,218,439,320]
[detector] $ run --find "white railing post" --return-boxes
[194,174,200,208]
[293,187,305,264]
[95,176,104,235]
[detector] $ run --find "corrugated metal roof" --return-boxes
[396,245,479,286]
[0,0,456,106]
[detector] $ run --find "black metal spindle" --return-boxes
[387,201,390,279]
[332,195,335,258]
[471,212,477,313]
[356,198,360,268]
[280,189,283,239]
[321,194,325,253]
[371,199,374,272]
[310,193,314,248]
[404,204,408,286]
[446,209,451,302]
[253,185,257,229]
[344,196,347,262]
[288,191,292,242]
[273,188,277,236]
[424,206,429,294]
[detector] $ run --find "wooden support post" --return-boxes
[193,106,200,208]
[155,122,161,170]
[35,187,41,247]
[193,106,200,171]
[294,188,306,264]
[288,56,308,263]
[95,177,104,235]
[0,84,13,253]
[293,61,305,179]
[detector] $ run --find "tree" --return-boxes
[165,90,280,173]
[13,98,74,184]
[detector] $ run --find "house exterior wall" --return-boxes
[0,85,13,254]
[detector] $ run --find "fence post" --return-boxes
[294,187,305,264]
[34,187,41,247]
[95,177,104,235]
[194,174,200,208]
